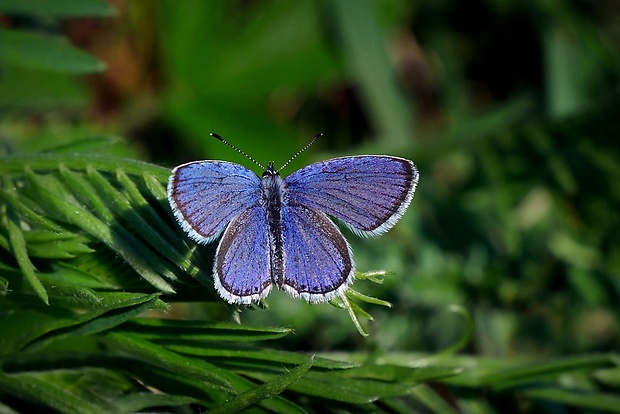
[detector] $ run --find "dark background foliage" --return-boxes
[1,0,619,412]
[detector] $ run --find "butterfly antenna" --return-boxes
[210,133,264,170]
[277,132,323,172]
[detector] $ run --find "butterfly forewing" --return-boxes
[283,156,418,236]
[168,161,262,244]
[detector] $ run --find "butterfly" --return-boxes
[167,133,419,305]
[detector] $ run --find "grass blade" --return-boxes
[209,356,314,414]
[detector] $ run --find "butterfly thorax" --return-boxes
[261,162,286,287]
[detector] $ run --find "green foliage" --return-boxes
[0,0,107,110]
[0,27,105,74]
[1,0,620,412]
[0,0,115,18]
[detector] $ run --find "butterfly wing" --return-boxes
[168,161,261,244]
[279,205,354,303]
[283,156,418,237]
[214,206,272,304]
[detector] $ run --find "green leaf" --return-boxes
[142,171,171,199]
[0,275,8,292]
[0,263,101,303]
[24,237,94,259]
[0,186,66,232]
[114,393,199,413]
[595,366,620,387]
[334,365,461,383]
[414,353,617,389]
[346,286,392,308]
[0,0,115,17]
[330,293,369,337]
[481,354,616,390]
[167,344,357,370]
[0,27,105,74]
[130,362,302,412]
[251,370,415,404]
[103,332,233,390]
[0,370,106,414]
[2,350,222,396]
[86,167,197,279]
[23,167,175,293]
[0,292,164,354]
[409,383,460,414]
[525,387,620,412]
[3,183,48,304]
[116,170,180,246]
[209,356,314,414]
[49,255,138,291]
[124,365,232,405]
[27,296,167,351]
[118,318,292,342]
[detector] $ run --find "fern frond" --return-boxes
[0,153,214,301]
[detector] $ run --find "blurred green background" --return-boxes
[1,0,620,412]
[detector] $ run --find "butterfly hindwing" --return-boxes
[283,156,418,237]
[214,206,272,304]
[279,205,354,303]
[168,161,261,244]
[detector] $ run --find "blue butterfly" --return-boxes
[167,133,419,305]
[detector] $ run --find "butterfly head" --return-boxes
[262,161,279,177]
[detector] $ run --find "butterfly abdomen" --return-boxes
[261,170,286,288]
